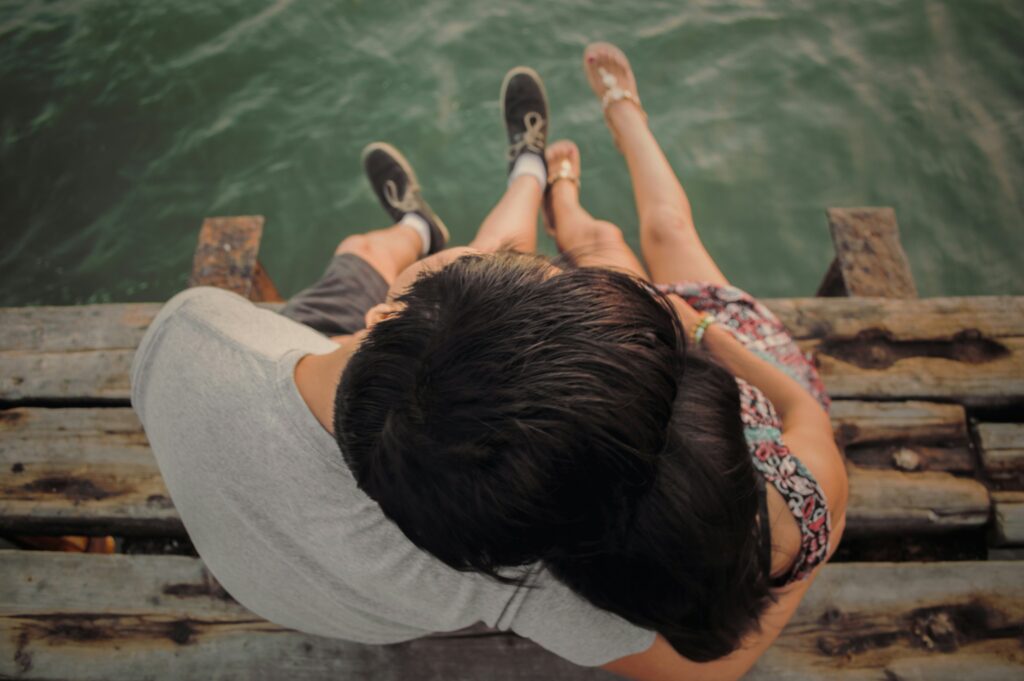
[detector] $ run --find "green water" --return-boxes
[2,0,1022,306]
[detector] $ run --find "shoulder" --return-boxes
[503,565,657,668]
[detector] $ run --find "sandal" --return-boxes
[542,140,581,239]
[583,43,648,147]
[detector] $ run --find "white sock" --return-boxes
[399,213,432,257]
[508,152,546,191]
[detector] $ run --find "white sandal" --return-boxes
[547,158,580,189]
[596,66,648,123]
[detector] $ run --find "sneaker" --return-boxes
[361,142,450,255]
[500,67,549,175]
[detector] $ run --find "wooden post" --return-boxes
[816,207,918,298]
[188,216,283,302]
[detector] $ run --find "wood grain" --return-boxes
[2,552,1021,680]
[0,408,994,537]
[976,423,1024,485]
[820,207,918,298]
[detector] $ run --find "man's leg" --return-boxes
[279,223,424,338]
[468,176,542,253]
[333,222,423,285]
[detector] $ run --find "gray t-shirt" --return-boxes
[130,286,656,667]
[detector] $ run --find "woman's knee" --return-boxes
[577,220,628,249]
[640,204,696,248]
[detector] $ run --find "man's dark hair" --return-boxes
[335,251,772,662]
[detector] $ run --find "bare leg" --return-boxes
[334,223,422,285]
[545,142,647,278]
[468,176,541,253]
[587,43,729,286]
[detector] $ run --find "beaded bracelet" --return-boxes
[690,313,715,347]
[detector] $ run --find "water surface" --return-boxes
[1,0,1022,305]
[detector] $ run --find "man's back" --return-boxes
[129,286,655,665]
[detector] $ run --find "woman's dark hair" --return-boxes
[335,251,773,662]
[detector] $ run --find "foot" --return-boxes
[583,42,647,148]
[542,140,581,238]
[501,66,549,176]
[361,142,450,256]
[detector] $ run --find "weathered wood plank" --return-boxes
[991,491,1024,547]
[830,401,973,472]
[830,400,967,447]
[845,464,990,535]
[0,408,994,537]
[2,298,1021,403]
[0,408,181,536]
[818,207,918,298]
[976,423,1024,485]
[2,297,1019,354]
[188,216,265,300]
[763,296,1024,340]
[2,552,1022,680]
[803,337,1024,406]
[845,444,974,473]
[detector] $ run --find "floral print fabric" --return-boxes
[658,281,832,584]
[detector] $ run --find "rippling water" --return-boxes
[1,0,1022,306]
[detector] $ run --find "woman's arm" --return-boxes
[668,294,849,538]
[668,295,828,435]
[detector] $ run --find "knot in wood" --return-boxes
[892,448,921,471]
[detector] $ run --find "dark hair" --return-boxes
[335,251,772,662]
[545,352,776,661]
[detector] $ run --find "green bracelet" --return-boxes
[692,313,715,346]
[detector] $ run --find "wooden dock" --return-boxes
[1,208,1022,679]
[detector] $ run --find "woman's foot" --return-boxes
[583,42,648,149]
[542,140,581,238]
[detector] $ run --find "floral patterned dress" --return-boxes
[658,281,833,585]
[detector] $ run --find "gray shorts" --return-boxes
[278,253,389,337]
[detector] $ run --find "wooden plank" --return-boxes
[830,401,968,447]
[763,295,1024,340]
[2,552,1022,680]
[1,297,1018,355]
[830,401,972,472]
[188,216,266,300]
[976,423,1024,484]
[805,336,1024,406]
[991,491,1024,547]
[844,464,990,535]
[844,444,974,474]
[821,207,918,298]
[0,408,182,536]
[0,409,992,538]
[2,297,1021,404]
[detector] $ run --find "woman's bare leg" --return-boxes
[334,223,422,285]
[586,43,729,286]
[468,176,541,253]
[545,141,647,278]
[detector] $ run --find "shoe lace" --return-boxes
[383,179,420,213]
[507,111,547,161]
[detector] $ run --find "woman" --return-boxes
[521,42,848,680]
